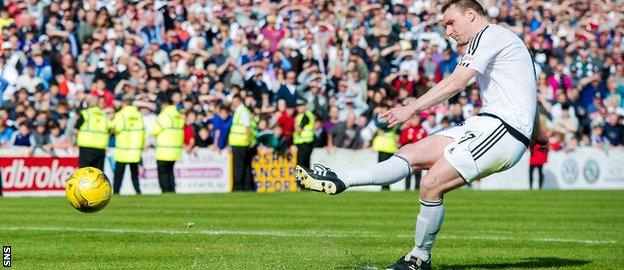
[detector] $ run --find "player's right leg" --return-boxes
[388,157,465,270]
[390,115,529,269]
[295,135,453,194]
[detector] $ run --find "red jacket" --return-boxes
[392,77,416,96]
[183,124,195,146]
[276,111,294,144]
[90,88,114,108]
[399,123,427,146]
[530,141,549,166]
[549,140,563,152]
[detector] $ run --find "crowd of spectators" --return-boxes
[0,0,623,157]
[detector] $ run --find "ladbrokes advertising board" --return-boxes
[0,157,78,196]
[0,148,231,196]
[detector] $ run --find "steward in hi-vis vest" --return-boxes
[293,99,315,170]
[228,95,256,191]
[112,95,145,195]
[75,95,110,171]
[151,97,184,193]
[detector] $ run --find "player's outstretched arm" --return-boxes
[382,66,477,127]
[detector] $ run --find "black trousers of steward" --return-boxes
[157,160,176,193]
[232,146,255,191]
[79,147,106,171]
[114,162,141,194]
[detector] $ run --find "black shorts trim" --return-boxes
[477,113,530,147]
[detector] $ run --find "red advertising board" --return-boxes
[0,157,78,196]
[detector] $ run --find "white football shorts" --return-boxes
[434,114,528,182]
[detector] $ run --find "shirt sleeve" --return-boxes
[457,26,505,74]
[74,114,84,130]
[112,114,123,134]
[299,114,310,128]
[151,115,164,136]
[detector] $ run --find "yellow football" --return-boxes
[65,167,112,213]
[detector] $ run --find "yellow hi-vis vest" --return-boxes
[293,111,315,145]
[228,105,254,147]
[372,128,398,154]
[151,105,184,161]
[77,106,110,149]
[113,105,145,163]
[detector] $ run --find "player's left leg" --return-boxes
[295,135,452,194]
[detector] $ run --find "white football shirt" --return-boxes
[458,24,537,139]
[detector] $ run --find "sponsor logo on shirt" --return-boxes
[462,55,475,63]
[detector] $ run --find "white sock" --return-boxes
[410,199,444,262]
[335,155,412,187]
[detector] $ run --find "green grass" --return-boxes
[1,190,623,269]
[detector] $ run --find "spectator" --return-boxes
[548,132,565,152]
[195,126,213,149]
[275,100,295,145]
[312,118,326,148]
[275,71,299,107]
[182,111,197,153]
[529,128,549,190]
[0,119,14,146]
[590,125,609,149]
[603,113,624,147]
[90,78,114,108]
[447,104,465,126]
[546,63,573,100]
[256,118,273,149]
[399,114,427,190]
[323,106,341,152]
[422,113,441,134]
[552,104,579,142]
[329,111,363,149]
[31,120,51,152]
[212,105,232,150]
[30,48,52,89]
[9,121,34,147]
[15,65,42,93]
[605,78,623,113]
[580,73,607,111]
[47,123,70,152]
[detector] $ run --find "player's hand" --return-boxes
[381,105,415,128]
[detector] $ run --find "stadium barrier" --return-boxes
[109,149,232,195]
[3,146,624,196]
[542,147,624,189]
[312,148,528,190]
[311,147,624,190]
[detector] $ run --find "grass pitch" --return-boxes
[1,190,623,269]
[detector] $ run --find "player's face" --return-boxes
[443,7,471,46]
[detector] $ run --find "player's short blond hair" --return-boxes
[441,0,486,17]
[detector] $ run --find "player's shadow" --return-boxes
[337,257,590,270]
[436,257,591,269]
